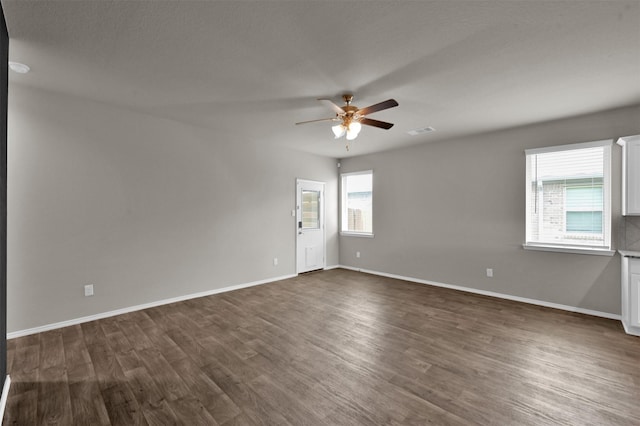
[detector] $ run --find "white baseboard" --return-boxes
[339,265,621,321]
[7,273,297,339]
[324,264,341,270]
[622,320,640,336]
[0,375,10,422]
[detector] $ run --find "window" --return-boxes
[525,140,612,255]
[341,170,373,236]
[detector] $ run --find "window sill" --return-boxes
[340,232,374,238]
[523,244,614,256]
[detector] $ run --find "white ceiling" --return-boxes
[2,0,640,158]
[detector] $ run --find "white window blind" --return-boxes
[525,140,612,252]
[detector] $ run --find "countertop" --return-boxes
[619,250,640,258]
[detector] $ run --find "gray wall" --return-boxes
[340,105,640,316]
[8,82,639,332]
[7,85,339,333]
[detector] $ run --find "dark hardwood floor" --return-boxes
[4,268,640,425]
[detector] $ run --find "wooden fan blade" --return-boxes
[295,117,339,125]
[318,98,345,115]
[357,99,398,116]
[360,117,394,130]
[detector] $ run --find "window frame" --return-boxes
[340,170,374,238]
[524,140,614,256]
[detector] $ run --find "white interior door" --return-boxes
[296,179,325,274]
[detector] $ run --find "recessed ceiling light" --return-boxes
[9,62,30,74]
[407,126,435,136]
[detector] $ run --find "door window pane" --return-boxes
[302,190,320,229]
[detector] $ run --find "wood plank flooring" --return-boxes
[4,268,640,425]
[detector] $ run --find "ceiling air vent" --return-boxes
[407,126,435,136]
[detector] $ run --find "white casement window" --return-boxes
[341,170,373,237]
[524,140,613,255]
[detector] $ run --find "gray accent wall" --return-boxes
[7,85,339,333]
[340,105,640,316]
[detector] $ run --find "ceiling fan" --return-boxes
[296,94,399,150]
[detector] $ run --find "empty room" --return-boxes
[0,1,639,425]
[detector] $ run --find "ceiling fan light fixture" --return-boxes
[346,122,362,140]
[332,124,346,138]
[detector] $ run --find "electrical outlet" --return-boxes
[356,251,361,258]
[84,284,94,297]
[486,268,493,278]
[273,257,278,266]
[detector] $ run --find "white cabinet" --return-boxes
[631,272,640,328]
[621,255,640,336]
[617,135,640,216]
